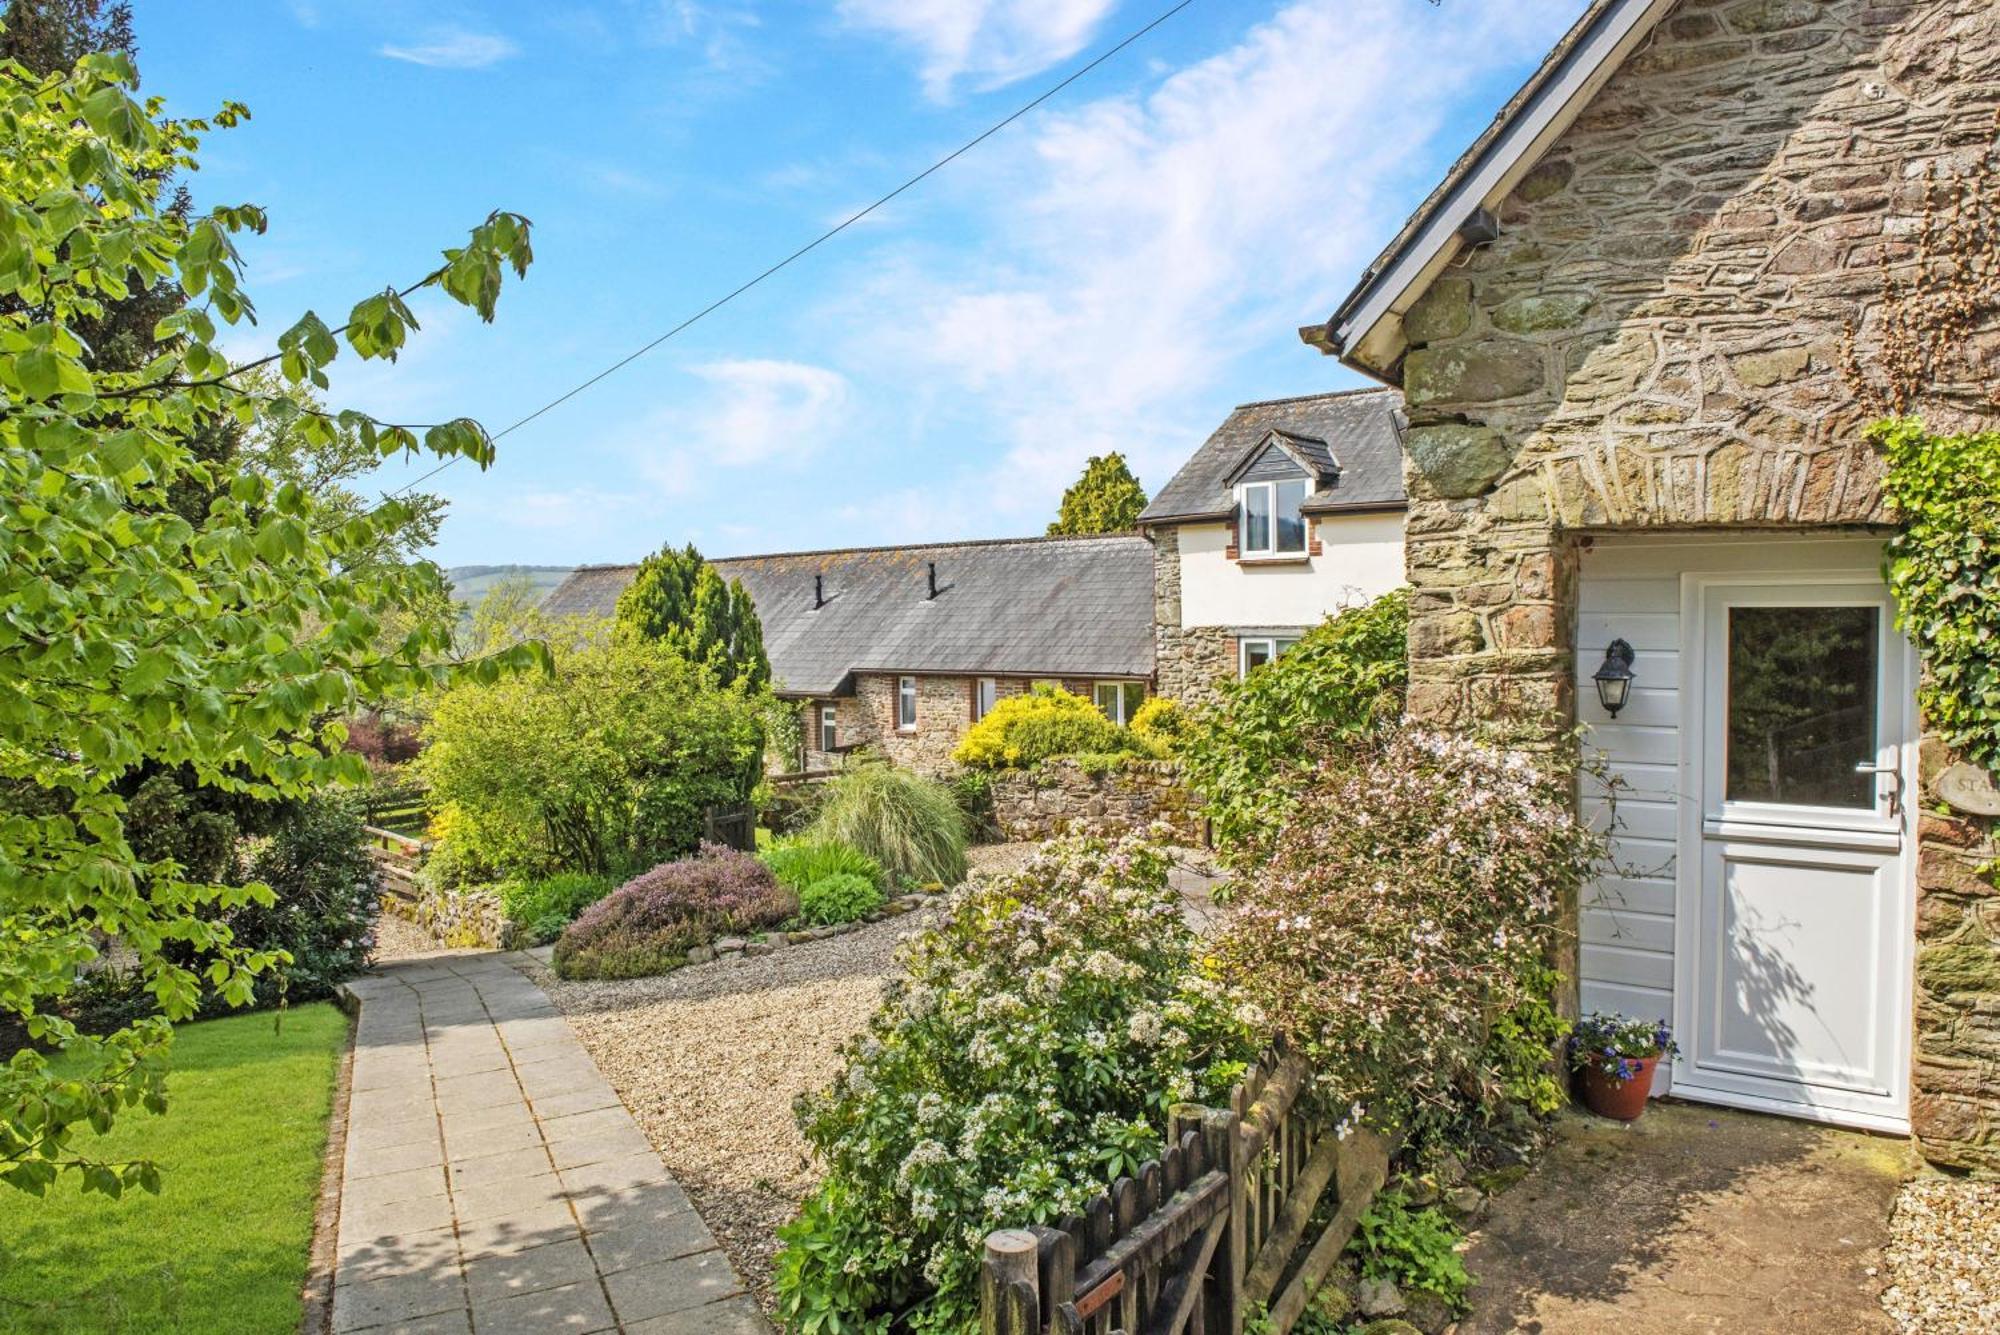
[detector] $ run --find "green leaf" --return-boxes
[16,346,61,399]
[126,651,171,694]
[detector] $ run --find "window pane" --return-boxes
[976,678,997,719]
[899,678,917,727]
[1242,640,1272,676]
[1094,682,1118,720]
[820,708,837,752]
[1726,605,1878,808]
[1122,683,1145,721]
[1275,480,1308,553]
[1276,638,1300,656]
[1243,485,1272,553]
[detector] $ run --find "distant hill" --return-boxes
[443,565,575,608]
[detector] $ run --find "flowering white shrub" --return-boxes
[1217,727,1606,1126]
[775,835,1259,1335]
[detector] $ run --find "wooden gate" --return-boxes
[362,825,428,905]
[981,1052,1393,1335]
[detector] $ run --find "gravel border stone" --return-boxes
[524,909,934,1312]
[1881,1173,2000,1333]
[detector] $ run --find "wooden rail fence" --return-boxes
[981,1052,1394,1335]
[363,824,428,904]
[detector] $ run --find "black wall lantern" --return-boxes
[1593,639,1636,718]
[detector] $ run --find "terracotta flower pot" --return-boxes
[1578,1055,1660,1121]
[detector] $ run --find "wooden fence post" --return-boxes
[983,1229,1042,1335]
[1202,1106,1245,1335]
[1031,1224,1074,1327]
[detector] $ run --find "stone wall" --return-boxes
[400,884,508,950]
[1151,525,1238,709]
[851,673,968,774]
[1914,744,2000,1170]
[827,674,1103,775]
[1389,0,2000,1169]
[988,758,1204,844]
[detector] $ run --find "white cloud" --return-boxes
[457,485,644,532]
[839,0,1118,100]
[646,1,770,78]
[827,0,1573,526]
[585,164,670,199]
[380,27,519,70]
[685,359,850,464]
[620,360,852,498]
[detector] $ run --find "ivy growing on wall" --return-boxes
[1875,419,2000,773]
[1839,130,2000,776]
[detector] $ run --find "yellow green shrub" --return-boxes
[952,686,1130,769]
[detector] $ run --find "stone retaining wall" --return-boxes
[396,884,508,950]
[988,758,1204,844]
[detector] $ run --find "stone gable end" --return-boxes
[1399,0,1997,718]
[1391,0,1999,1170]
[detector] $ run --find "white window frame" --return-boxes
[973,677,998,721]
[1236,479,1310,559]
[819,704,837,753]
[1093,680,1145,725]
[1239,636,1302,678]
[897,676,918,731]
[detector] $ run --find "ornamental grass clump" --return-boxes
[551,843,793,980]
[808,762,967,887]
[1216,727,1606,1128]
[775,835,1261,1335]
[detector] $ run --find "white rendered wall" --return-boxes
[1177,510,1406,630]
[1168,515,1408,635]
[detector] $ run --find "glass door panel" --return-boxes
[1724,605,1879,809]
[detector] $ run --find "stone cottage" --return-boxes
[1303,0,1999,1167]
[1138,389,1408,709]
[540,536,1155,775]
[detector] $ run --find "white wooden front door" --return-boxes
[1675,575,1916,1133]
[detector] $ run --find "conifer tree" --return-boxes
[1048,451,1148,535]
[615,543,771,690]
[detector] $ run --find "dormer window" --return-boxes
[1239,478,1309,558]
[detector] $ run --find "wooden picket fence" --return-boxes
[363,825,428,904]
[981,1051,1394,1335]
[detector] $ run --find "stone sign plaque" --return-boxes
[1938,762,2000,817]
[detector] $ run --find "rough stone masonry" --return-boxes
[1386,0,2000,1169]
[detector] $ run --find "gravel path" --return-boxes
[1882,1174,2000,1333]
[524,911,928,1312]
[369,908,448,962]
[452,841,1212,1311]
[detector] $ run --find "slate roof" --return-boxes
[1138,388,1407,526]
[539,535,1154,698]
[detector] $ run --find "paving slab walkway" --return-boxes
[335,951,769,1335]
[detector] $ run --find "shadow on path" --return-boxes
[1459,1101,1910,1334]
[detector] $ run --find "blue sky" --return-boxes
[140,0,1583,568]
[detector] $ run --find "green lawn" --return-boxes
[0,1003,351,1334]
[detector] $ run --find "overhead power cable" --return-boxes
[383,0,1202,499]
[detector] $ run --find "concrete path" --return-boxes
[335,952,769,1335]
[1458,1100,1910,1334]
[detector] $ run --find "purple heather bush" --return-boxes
[552,842,795,980]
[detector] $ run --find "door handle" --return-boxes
[1854,761,1904,818]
